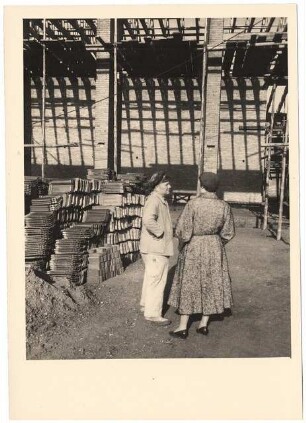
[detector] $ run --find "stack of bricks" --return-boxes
[86,245,124,285]
[99,191,145,264]
[48,224,95,285]
[48,178,101,226]
[26,172,146,283]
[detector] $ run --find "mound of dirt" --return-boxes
[26,267,97,357]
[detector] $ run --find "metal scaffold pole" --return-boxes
[41,18,47,179]
[113,18,118,175]
[276,99,289,241]
[263,83,276,230]
[197,18,208,195]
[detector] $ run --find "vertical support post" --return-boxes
[113,18,118,175]
[41,18,47,179]
[277,99,288,240]
[197,18,208,195]
[95,19,114,170]
[263,83,276,230]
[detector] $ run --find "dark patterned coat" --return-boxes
[168,192,235,315]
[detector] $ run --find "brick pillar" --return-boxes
[94,19,114,169]
[202,19,223,173]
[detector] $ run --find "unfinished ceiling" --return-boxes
[23,18,288,78]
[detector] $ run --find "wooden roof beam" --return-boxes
[85,19,97,33]
[231,17,237,33]
[35,19,59,41]
[247,18,256,32]
[123,19,137,40]
[266,18,275,32]
[50,19,75,40]
[26,25,41,41]
[223,31,287,42]
[158,19,168,37]
[176,18,184,34]
[139,19,150,36]
[67,19,91,43]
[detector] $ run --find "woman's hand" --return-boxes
[178,239,186,252]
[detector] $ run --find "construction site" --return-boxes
[23,18,290,359]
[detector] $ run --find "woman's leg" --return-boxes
[199,315,209,329]
[174,314,189,332]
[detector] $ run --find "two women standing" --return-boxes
[139,171,235,338]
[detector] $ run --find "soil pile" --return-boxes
[26,267,97,357]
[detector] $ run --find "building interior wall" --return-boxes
[28,76,96,178]
[26,73,268,202]
[120,76,201,190]
[218,77,266,202]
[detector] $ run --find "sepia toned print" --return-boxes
[22,16,292,359]
[5,4,302,420]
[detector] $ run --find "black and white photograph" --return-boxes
[22,16,292,361]
[4,1,305,419]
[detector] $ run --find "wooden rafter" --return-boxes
[85,19,97,33]
[266,18,275,32]
[231,18,237,33]
[123,19,137,40]
[35,19,65,43]
[50,19,75,40]
[195,18,200,43]
[139,19,150,36]
[67,19,91,44]
[222,48,235,75]
[26,25,41,41]
[232,42,247,75]
[149,19,155,38]
[223,31,287,42]
[247,18,256,32]
[176,18,183,34]
[158,19,168,37]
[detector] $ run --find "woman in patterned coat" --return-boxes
[168,172,235,339]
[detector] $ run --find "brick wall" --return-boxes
[218,77,266,203]
[202,19,224,174]
[94,19,114,170]
[29,76,95,178]
[26,73,267,201]
[120,76,202,190]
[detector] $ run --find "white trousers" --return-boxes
[140,254,169,318]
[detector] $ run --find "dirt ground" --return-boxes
[26,226,291,360]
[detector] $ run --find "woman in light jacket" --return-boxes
[139,171,173,326]
[168,172,235,339]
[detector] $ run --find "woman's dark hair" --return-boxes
[145,171,170,194]
[199,172,219,193]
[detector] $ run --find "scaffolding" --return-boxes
[23,18,289,237]
[262,84,289,240]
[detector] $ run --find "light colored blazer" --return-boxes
[140,191,174,256]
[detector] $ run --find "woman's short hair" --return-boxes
[146,171,170,193]
[199,172,219,192]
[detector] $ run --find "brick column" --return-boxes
[202,19,223,173]
[94,19,114,169]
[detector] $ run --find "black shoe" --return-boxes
[169,329,188,339]
[196,326,209,335]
